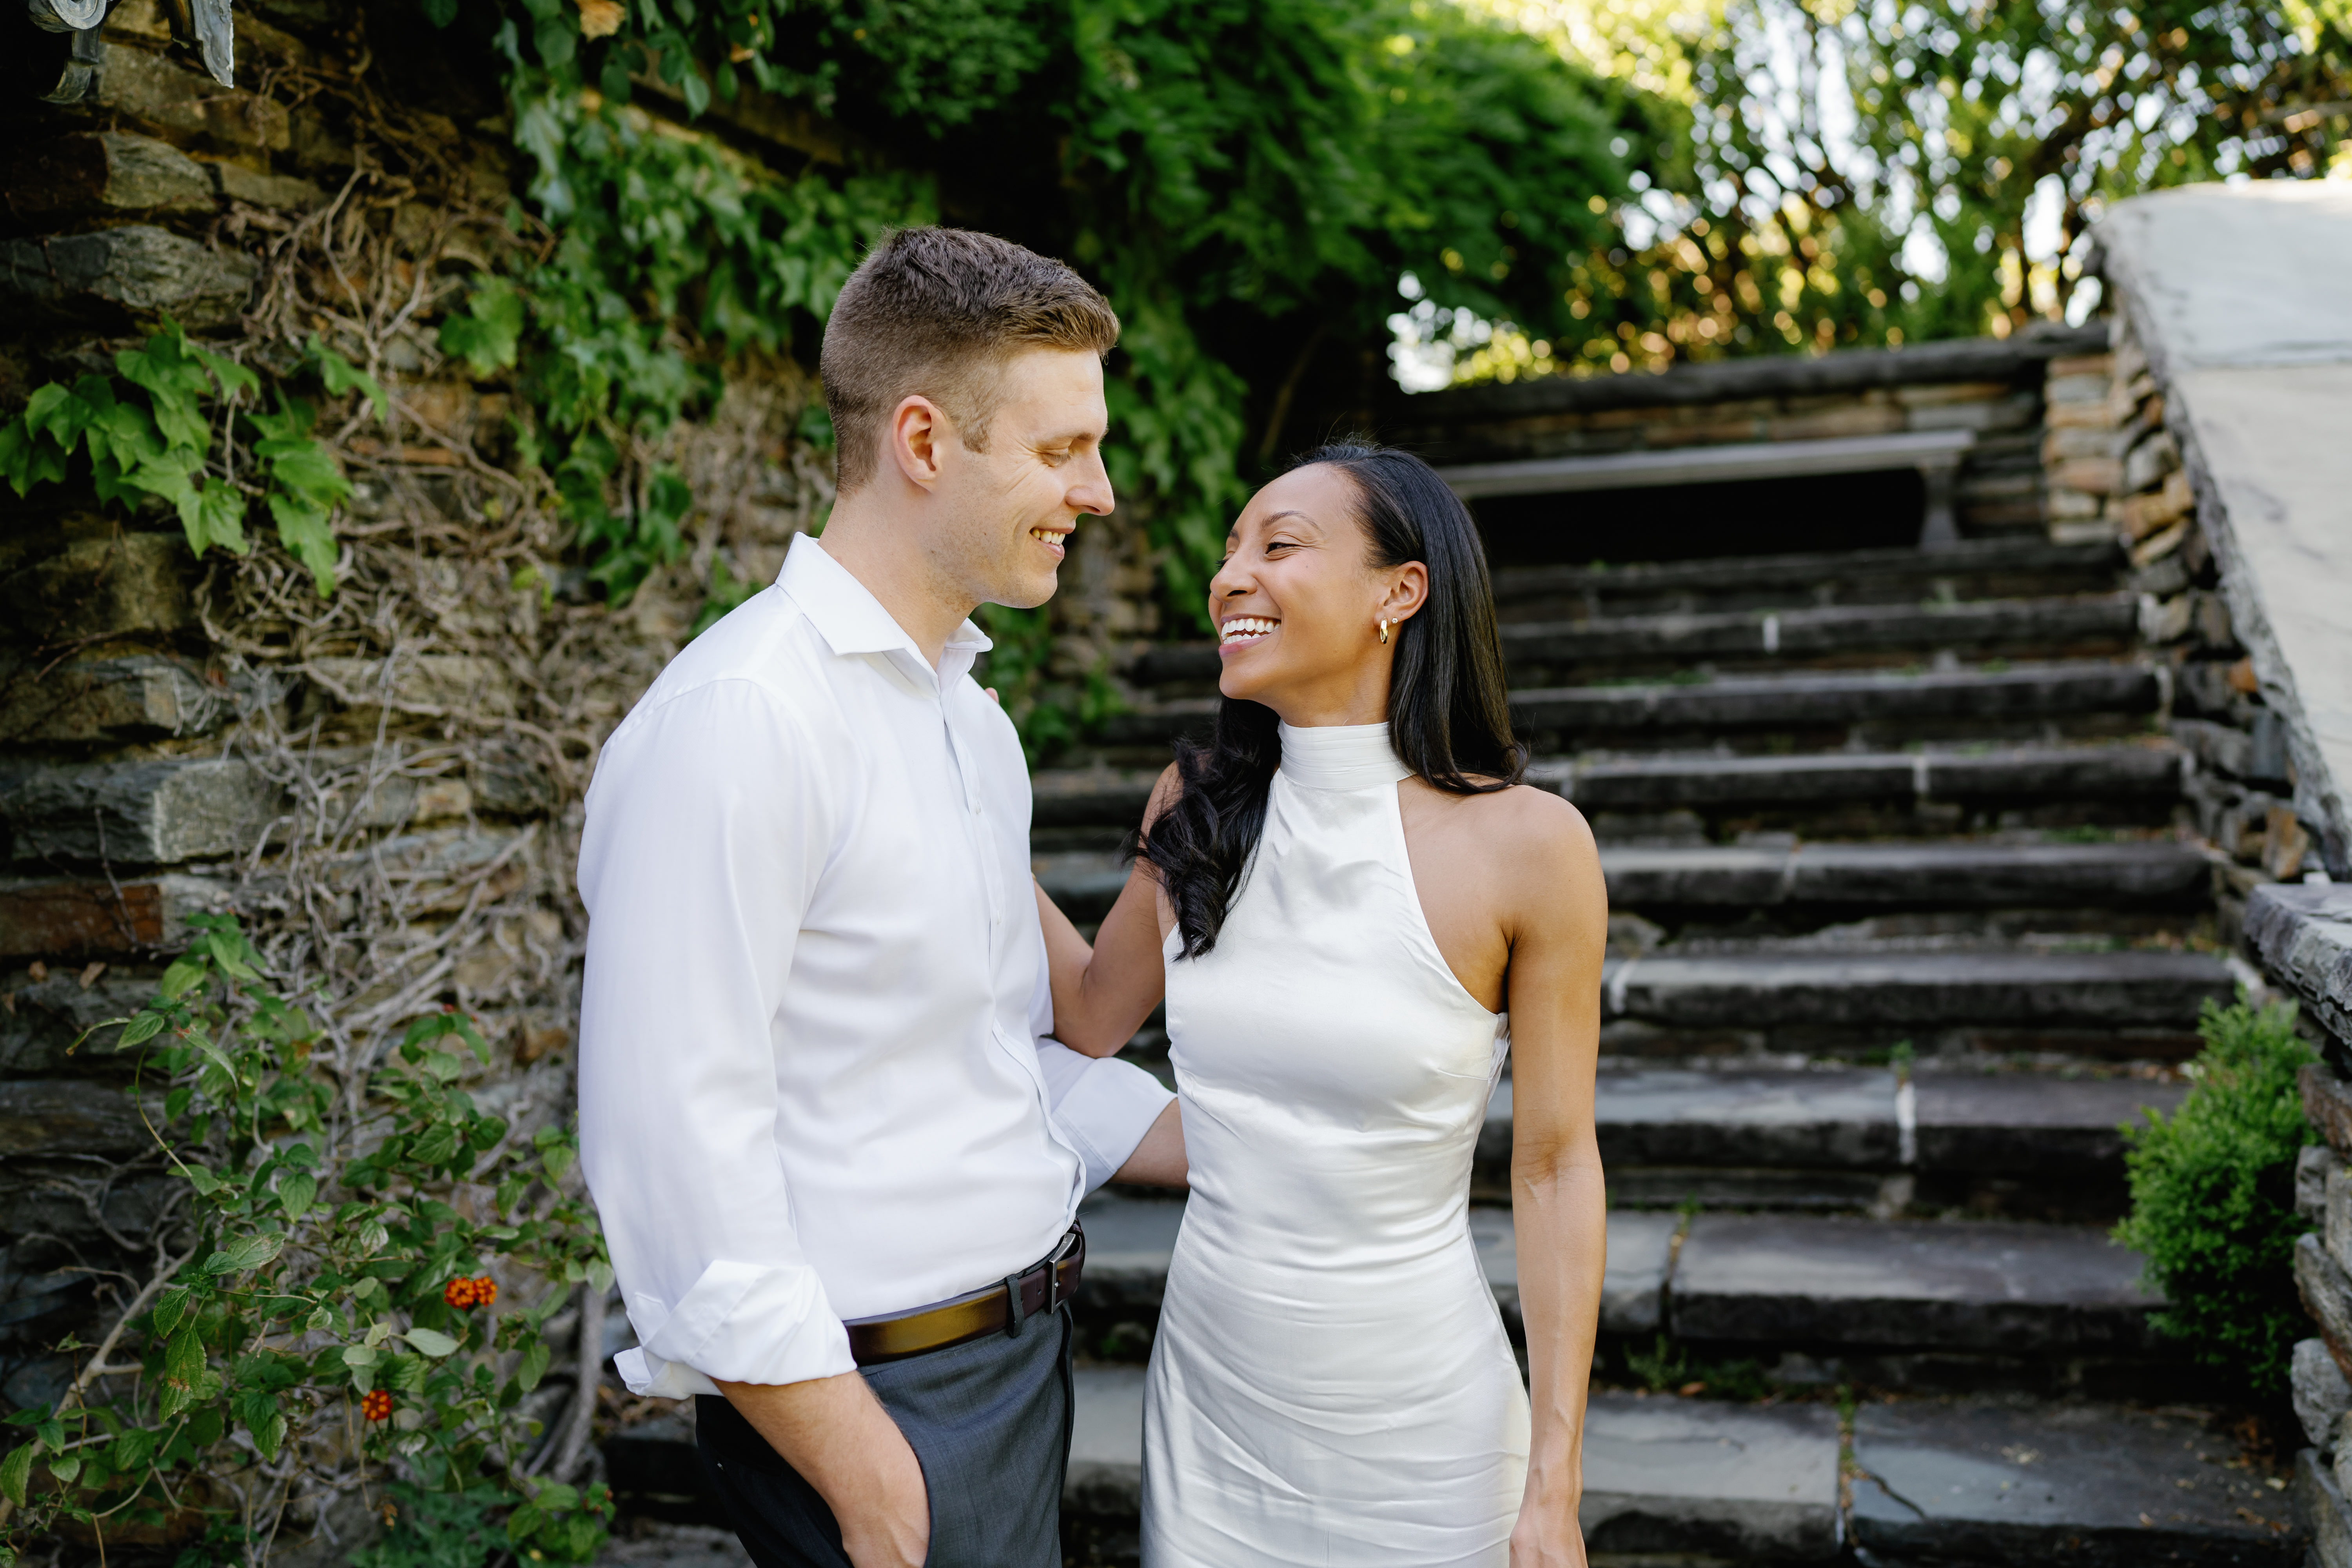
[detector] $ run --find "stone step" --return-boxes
[1509,660,2160,745]
[1088,660,2161,751]
[1030,743,2187,840]
[1475,1067,2186,1214]
[599,1379,2292,1567]
[1670,1211,2160,1368]
[1486,535,2121,621]
[1538,741,2185,814]
[1854,1399,2301,1565]
[1500,593,2140,675]
[1033,839,2211,924]
[1129,593,2140,688]
[1076,1194,2163,1375]
[1597,947,2232,1037]
[1065,1372,1846,1563]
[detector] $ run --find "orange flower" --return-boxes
[361,1390,393,1423]
[443,1278,478,1309]
[471,1275,497,1307]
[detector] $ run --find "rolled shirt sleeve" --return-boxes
[1034,1041,1176,1192]
[579,679,855,1396]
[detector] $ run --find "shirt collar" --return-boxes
[778,533,993,688]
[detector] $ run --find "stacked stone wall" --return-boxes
[0,6,836,1485]
[2036,323,2325,926]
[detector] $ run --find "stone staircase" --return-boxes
[1025,533,2307,1563]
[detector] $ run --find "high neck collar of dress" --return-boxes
[1277,721,1412,793]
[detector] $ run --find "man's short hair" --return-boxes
[819,227,1121,495]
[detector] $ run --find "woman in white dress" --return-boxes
[1037,442,1608,1566]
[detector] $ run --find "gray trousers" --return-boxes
[695,1303,1073,1568]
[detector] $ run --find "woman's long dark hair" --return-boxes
[1140,440,1524,959]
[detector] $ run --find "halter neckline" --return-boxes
[1277,720,1413,793]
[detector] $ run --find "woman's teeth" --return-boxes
[1220,617,1278,646]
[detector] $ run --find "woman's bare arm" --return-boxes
[1037,764,1181,1056]
[1498,795,1609,1568]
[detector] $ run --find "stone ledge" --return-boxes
[2248,883,2352,1047]
[0,225,257,328]
[0,755,280,865]
[0,872,234,957]
[1388,323,2108,423]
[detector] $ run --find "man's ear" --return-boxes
[885,394,954,492]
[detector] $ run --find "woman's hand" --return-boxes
[1508,1499,1588,1568]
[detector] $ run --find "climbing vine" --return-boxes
[0,917,612,1566]
[0,322,383,597]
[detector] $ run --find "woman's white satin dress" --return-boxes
[1141,722,1529,1566]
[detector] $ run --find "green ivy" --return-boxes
[0,322,379,597]
[423,0,1640,701]
[2115,996,2318,1396]
[435,57,933,607]
[0,916,610,1561]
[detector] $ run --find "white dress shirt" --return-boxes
[577,534,1174,1398]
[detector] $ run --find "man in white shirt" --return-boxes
[577,228,1182,1568]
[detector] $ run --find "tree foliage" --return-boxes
[1431,0,2352,380]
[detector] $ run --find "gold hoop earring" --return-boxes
[1377,619,1390,646]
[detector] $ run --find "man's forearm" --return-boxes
[715,1372,927,1568]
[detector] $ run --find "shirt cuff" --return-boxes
[623,1259,855,1395]
[1035,1040,1176,1191]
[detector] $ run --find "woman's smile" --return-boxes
[1218,614,1280,655]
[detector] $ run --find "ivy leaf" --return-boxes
[402,1326,461,1358]
[116,322,214,452]
[0,1442,32,1508]
[182,477,250,559]
[190,344,260,403]
[306,338,389,421]
[262,491,341,597]
[439,277,524,376]
[84,397,163,479]
[204,1233,283,1276]
[1,419,73,497]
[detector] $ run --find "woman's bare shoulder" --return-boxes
[1444,779,1595,854]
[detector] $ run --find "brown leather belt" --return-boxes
[843,1224,1085,1367]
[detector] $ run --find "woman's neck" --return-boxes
[1261,666,1392,729]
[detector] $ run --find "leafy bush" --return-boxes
[0,916,610,1565]
[2117,997,2318,1396]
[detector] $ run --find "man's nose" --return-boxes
[1069,451,1114,517]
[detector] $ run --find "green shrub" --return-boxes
[2116,997,2318,1396]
